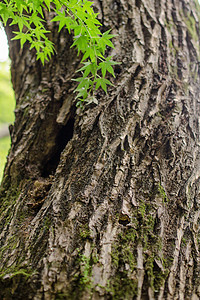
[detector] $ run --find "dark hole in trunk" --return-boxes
[41,118,75,177]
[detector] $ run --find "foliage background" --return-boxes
[0,61,15,180]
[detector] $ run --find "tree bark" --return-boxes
[1,0,200,299]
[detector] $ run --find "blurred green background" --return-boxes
[0,60,15,181]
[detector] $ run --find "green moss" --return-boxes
[108,227,138,299]
[186,15,199,42]
[138,202,146,218]
[71,251,93,298]
[145,255,154,286]
[0,184,22,233]
[153,268,169,292]
[79,224,91,239]
[91,248,99,264]
[0,255,33,280]
[0,268,32,280]
[0,263,34,300]
[0,234,31,284]
[164,20,174,33]
[106,274,138,300]
[182,237,186,245]
[0,235,17,263]
[0,178,20,205]
[55,293,71,300]
[111,228,137,271]
[158,183,169,203]
[144,254,168,293]
[22,107,30,118]
[183,82,189,94]
[79,254,91,287]
[184,13,200,59]
[168,40,179,57]
[43,216,51,230]
[194,0,200,21]
[108,191,174,296]
[169,40,173,50]
[137,200,170,293]
[68,246,100,299]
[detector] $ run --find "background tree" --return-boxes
[0,61,15,180]
[0,0,200,299]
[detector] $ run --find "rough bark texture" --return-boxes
[1,0,200,299]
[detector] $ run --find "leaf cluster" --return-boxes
[0,0,119,105]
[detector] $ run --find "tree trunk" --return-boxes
[1,0,200,299]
